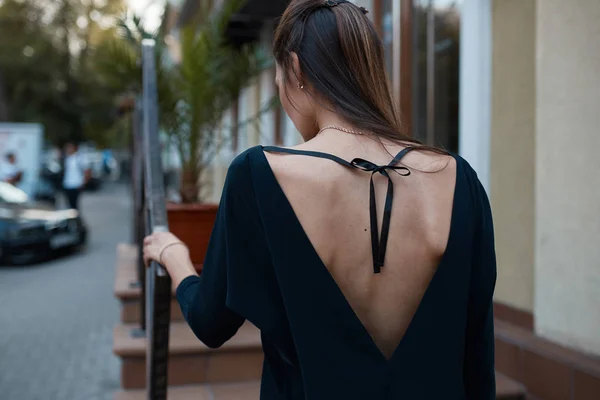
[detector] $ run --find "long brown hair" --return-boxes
[273,0,421,146]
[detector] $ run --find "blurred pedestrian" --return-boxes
[62,142,91,211]
[2,152,23,186]
[102,148,113,177]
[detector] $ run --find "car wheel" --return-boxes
[75,232,88,251]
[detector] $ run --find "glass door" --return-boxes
[382,0,394,80]
[412,0,461,152]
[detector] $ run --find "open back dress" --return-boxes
[175,145,497,399]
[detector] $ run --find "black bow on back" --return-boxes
[261,145,415,274]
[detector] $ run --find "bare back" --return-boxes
[264,133,457,359]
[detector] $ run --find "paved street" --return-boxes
[0,183,131,400]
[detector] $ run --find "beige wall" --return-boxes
[490,0,536,312]
[535,0,600,356]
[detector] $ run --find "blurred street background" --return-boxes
[0,183,129,400]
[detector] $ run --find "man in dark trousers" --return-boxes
[62,142,91,211]
[2,152,23,186]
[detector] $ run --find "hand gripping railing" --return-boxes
[130,38,172,400]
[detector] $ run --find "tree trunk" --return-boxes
[179,166,201,204]
[0,69,8,121]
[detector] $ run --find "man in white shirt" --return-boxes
[2,152,23,186]
[62,142,91,211]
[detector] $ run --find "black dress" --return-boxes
[176,145,497,399]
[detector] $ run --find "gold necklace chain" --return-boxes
[317,125,365,136]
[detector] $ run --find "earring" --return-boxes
[298,83,304,90]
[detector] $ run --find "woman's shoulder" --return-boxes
[233,144,314,177]
[407,149,487,212]
[227,146,264,177]
[449,153,490,211]
[224,145,278,193]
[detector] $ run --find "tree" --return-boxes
[0,0,126,145]
[95,0,275,202]
[0,69,8,121]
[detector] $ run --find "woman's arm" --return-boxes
[143,231,244,348]
[143,152,270,349]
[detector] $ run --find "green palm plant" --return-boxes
[94,0,274,202]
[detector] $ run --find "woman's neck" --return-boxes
[315,112,359,133]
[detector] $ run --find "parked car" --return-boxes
[0,182,87,264]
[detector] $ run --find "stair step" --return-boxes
[115,374,520,399]
[113,321,263,389]
[115,381,260,400]
[494,319,600,400]
[113,243,178,300]
[496,372,526,400]
[120,297,184,323]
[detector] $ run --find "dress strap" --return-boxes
[262,145,416,274]
[262,146,356,168]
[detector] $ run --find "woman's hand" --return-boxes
[143,231,197,287]
[143,231,188,267]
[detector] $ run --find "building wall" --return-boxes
[535,0,600,356]
[209,25,281,200]
[489,0,536,312]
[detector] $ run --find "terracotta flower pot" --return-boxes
[167,203,218,273]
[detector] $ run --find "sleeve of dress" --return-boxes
[175,153,265,349]
[464,176,497,399]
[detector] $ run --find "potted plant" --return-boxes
[95,0,273,270]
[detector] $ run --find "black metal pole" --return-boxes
[130,111,136,246]
[141,38,171,400]
[134,101,147,333]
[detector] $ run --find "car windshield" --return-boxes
[0,182,29,204]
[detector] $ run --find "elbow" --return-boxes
[184,310,230,349]
[200,333,228,349]
[190,323,230,349]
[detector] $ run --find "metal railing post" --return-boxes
[141,38,172,400]
[133,99,147,333]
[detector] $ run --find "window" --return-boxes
[412,0,461,152]
[382,0,394,80]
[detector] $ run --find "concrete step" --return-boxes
[113,321,263,389]
[496,372,526,400]
[114,373,520,399]
[494,318,600,400]
[114,381,260,400]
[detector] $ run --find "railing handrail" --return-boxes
[140,38,172,400]
[132,96,146,332]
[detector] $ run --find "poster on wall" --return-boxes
[0,123,44,196]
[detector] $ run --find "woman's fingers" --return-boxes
[143,247,150,267]
[142,232,183,268]
[143,247,158,267]
[144,234,153,245]
[143,236,157,267]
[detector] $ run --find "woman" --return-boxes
[143,0,497,398]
